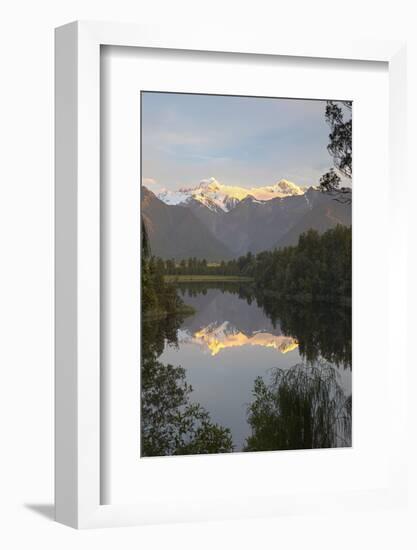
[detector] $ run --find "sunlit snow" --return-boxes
[156,177,310,212]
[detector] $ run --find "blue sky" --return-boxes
[141,92,344,192]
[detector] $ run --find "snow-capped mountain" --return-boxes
[157,177,308,212]
[142,181,351,261]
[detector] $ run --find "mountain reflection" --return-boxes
[181,321,298,356]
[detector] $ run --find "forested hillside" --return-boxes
[160,225,351,304]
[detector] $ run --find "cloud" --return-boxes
[142,177,166,194]
[141,92,336,191]
[142,177,157,186]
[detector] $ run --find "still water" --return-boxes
[142,282,351,455]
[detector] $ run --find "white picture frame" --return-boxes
[55,20,407,529]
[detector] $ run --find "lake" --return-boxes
[142,282,352,455]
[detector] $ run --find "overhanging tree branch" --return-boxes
[320,100,352,203]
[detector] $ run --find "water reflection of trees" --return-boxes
[178,283,351,369]
[177,281,254,303]
[245,362,352,452]
[257,295,351,369]
[141,316,233,457]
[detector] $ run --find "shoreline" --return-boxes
[164,275,254,283]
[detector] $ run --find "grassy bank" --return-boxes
[143,303,196,321]
[164,275,254,283]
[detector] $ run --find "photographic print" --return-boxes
[141,91,352,457]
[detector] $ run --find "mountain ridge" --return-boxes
[142,179,351,261]
[157,177,309,212]
[142,187,233,260]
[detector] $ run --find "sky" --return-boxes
[141,91,348,193]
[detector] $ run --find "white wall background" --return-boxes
[0,1,416,548]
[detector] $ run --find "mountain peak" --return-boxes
[156,177,310,212]
[198,177,221,191]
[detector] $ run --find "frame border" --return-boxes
[55,20,407,528]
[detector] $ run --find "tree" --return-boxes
[141,217,151,260]
[141,316,234,457]
[325,101,352,179]
[245,362,351,452]
[141,358,234,456]
[141,218,158,313]
[319,101,352,203]
[249,225,351,304]
[319,168,341,192]
[141,220,193,318]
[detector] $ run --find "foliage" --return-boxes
[141,307,233,457]
[251,225,351,304]
[325,101,352,179]
[141,355,233,456]
[319,167,341,192]
[142,218,193,318]
[157,225,351,305]
[142,217,151,260]
[245,362,352,452]
[319,100,352,203]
